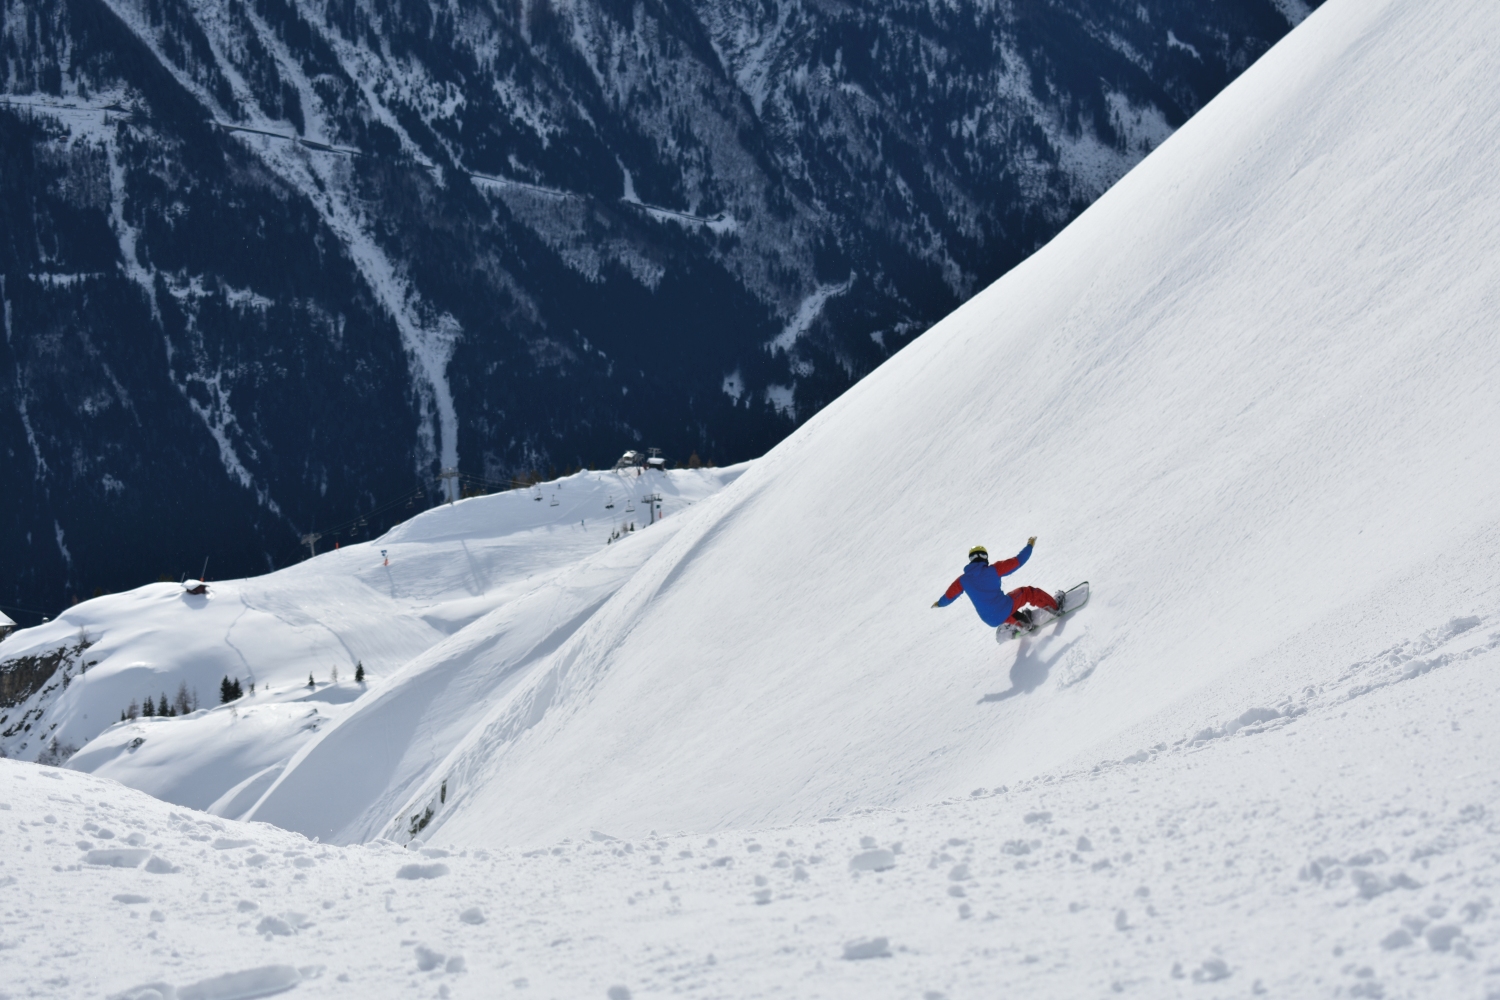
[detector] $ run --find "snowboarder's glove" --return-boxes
[1028,536,1037,547]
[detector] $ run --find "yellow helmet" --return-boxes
[968,545,988,562]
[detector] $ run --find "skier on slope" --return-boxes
[931,537,1063,632]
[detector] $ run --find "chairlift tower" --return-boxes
[438,466,460,504]
[300,532,323,559]
[643,492,664,525]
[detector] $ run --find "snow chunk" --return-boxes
[86,848,151,868]
[841,937,892,960]
[396,862,450,880]
[848,849,896,872]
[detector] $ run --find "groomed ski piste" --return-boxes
[5,0,1500,996]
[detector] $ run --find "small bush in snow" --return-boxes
[36,737,77,766]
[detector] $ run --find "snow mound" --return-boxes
[377,0,1500,847]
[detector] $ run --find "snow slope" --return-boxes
[0,467,741,811]
[362,0,1500,848]
[243,512,706,843]
[4,626,1497,998]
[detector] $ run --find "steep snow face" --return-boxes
[0,467,742,809]
[390,0,1500,848]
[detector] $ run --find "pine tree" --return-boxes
[157,694,170,716]
[173,681,193,716]
[355,662,365,683]
[230,678,243,699]
[307,672,315,688]
[142,696,155,717]
[220,676,234,703]
[126,698,139,720]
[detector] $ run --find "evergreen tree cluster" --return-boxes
[219,676,244,703]
[119,680,198,722]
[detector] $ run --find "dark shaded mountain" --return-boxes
[0,0,1318,615]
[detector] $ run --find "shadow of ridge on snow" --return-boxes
[979,633,1082,703]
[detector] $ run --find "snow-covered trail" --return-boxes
[402,0,1500,847]
[3,618,1496,999]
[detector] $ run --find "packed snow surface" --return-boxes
[5,0,1500,994]
[3,633,1497,997]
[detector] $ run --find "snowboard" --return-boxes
[995,581,1090,643]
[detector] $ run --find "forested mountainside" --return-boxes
[0,0,1316,612]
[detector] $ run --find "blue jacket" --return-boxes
[935,544,1032,626]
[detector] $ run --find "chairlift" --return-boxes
[605,495,615,509]
[625,499,635,513]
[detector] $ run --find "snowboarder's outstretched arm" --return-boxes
[991,537,1037,579]
[932,577,965,608]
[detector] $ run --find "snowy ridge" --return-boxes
[244,510,707,843]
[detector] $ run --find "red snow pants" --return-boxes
[1003,586,1058,624]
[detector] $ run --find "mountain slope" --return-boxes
[0,465,742,812]
[0,0,1314,612]
[341,0,1500,847]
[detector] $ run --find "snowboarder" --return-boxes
[931,537,1062,630]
